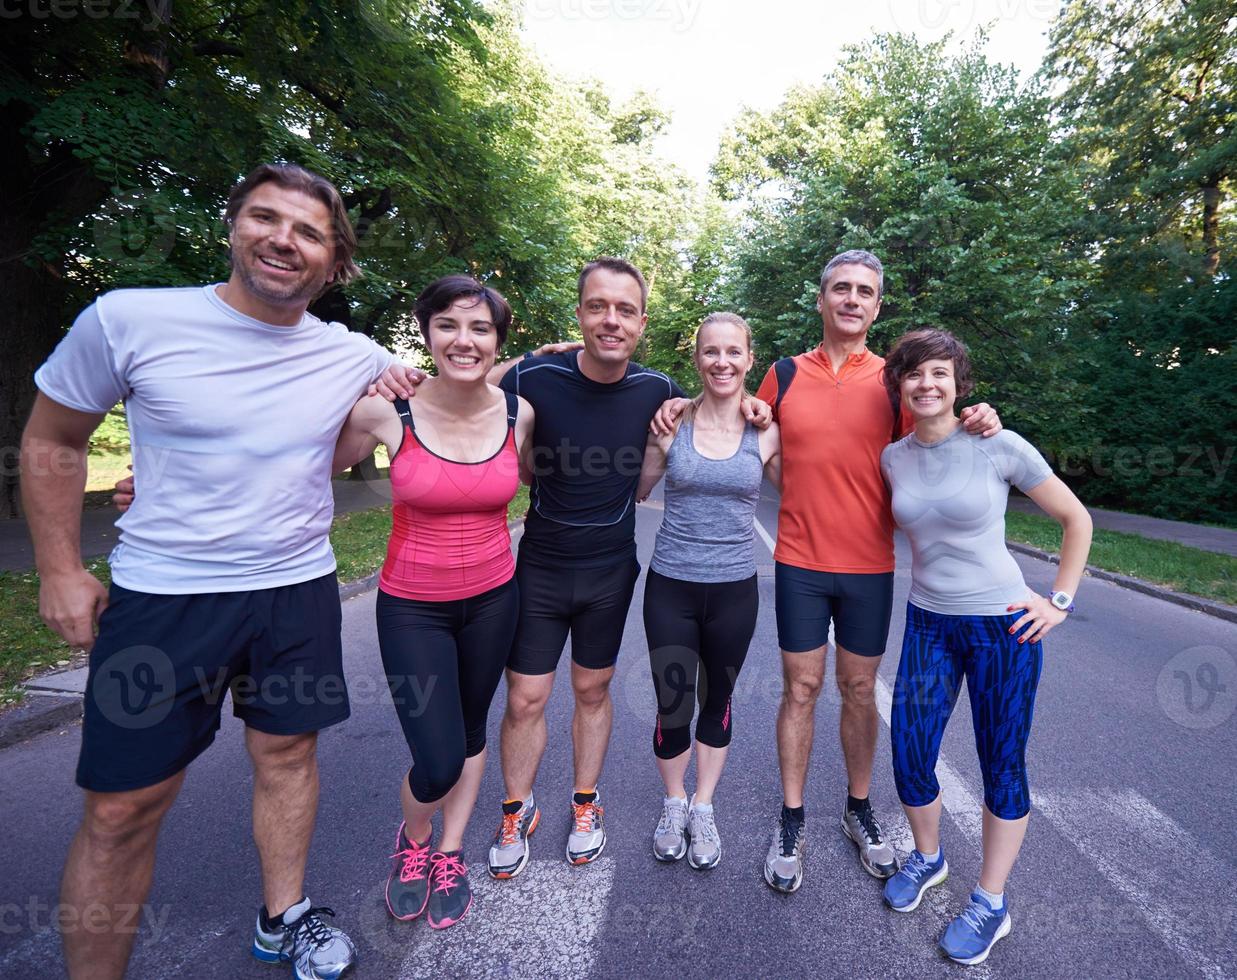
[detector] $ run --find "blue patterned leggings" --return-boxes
[891,603,1043,820]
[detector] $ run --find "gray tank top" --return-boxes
[651,419,764,583]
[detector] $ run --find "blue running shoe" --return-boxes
[883,849,948,912]
[939,891,1012,965]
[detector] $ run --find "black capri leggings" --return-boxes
[376,579,518,804]
[641,569,759,760]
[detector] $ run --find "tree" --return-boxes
[1045,0,1236,280]
[716,34,1088,437]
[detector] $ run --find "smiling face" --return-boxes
[900,357,959,423]
[425,295,500,381]
[817,262,882,344]
[695,318,753,399]
[227,182,341,313]
[576,267,648,372]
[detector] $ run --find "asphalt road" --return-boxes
[2,485,1235,979]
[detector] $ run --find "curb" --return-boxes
[2,568,391,753]
[1006,541,1237,624]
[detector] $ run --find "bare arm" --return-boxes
[760,421,782,492]
[21,394,109,649]
[332,395,397,474]
[1006,475,1093,643]
[515,396,535,487]
[637,431,673,501]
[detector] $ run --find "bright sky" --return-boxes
[519,0,1056,182]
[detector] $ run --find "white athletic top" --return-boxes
[880,427,1053,616]
[35,284,393,594]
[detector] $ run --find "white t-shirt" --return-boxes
[35,284,393,594]
[881,427,1053,616]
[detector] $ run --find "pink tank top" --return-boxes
[378,392,520,602]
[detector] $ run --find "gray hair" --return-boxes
[820,249,884,297]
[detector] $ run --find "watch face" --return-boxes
[1052,592,1072,610]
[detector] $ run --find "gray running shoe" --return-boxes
[252,897,356,980]
[686,799,721,870]
[384,821,431,920]
[841,800,898,879]
[763,807,805,893]
[426,851,473,929]
[488,795,540,879]
[653,796,689,862]
[567,791,606,865]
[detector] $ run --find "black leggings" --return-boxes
[641,569,759,760]
[376,579,518,804]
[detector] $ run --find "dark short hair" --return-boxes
[414,274,512,348]
[577,256,649,312]
[225,163,361,286]
[883,328,976,400]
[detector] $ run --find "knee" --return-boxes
[82,788,173,848]
[982,765,1031,820]
[249,731,317,770]
[506,687,550,724]
[410,753,465,805]
[573,678,611,711]
[836,671,877,707]
[783,674,822,709]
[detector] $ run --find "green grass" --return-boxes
[1,485,534,707]
[1005,510,1237,606]
[85,407,132,494]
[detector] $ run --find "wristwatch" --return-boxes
[1047,591,1075,613]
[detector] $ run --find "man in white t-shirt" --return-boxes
[21,164,392,980]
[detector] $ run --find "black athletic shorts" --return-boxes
[774,562,895,657]
[76,572,347,792]
[507,554,641,675]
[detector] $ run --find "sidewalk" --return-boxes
[1007,497,1237,557]
[0,477,393,573]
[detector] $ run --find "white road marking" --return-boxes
[383,858,615,980]
[752,512,777,556]
[1034,789,1232,980]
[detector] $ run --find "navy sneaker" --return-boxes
[939,891,1012,965]
[883,849,948,912]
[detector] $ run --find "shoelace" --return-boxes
[573,800,602,833]
[497,811,523,847]
[903,851,933,880]
[959,899,998,934]
[391,839,429,883]
[656,800,688,836]
[282,907,337,954]
[779,815,803,857]
[690,809,718,843]
[431,853,467,894]
[853,806,884,845]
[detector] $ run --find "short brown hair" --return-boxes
[414,274,513,349]
[577,256,649,312]
[883,328,975,400]
[225,163,361,287]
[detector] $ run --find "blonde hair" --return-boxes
[694,311,753,353]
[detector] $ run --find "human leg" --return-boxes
[692,575,757,805]
[61,775,185,980]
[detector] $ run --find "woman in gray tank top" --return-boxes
[635,312,782,870]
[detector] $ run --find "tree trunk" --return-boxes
[1201,179,1221,277]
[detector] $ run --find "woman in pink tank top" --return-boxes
[333,275,533,930]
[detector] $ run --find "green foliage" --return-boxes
[717,35,1089,435]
